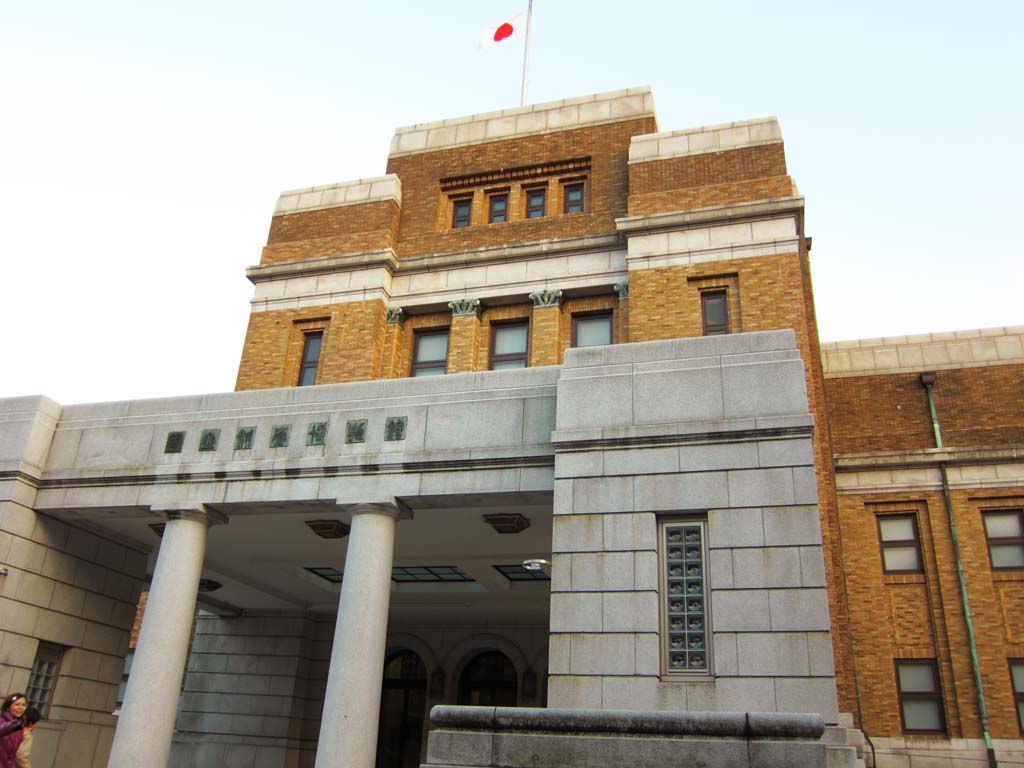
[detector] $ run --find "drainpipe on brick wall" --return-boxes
[920,372,997,768]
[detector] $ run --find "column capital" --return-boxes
[448,298,481,317]
[151,505,229,528]
[385,307,405,326]
[337,499,413,522]
[614,282,629,300]
[530,288,562,308]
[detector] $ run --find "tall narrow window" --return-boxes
[701,291,729,335]
[983,510,1024,569]
[490,322,528,369]
[895,660,946,734]
[661,520,710,674]
[878,514,923,573]
[488,192,508,224]
[573,313,612,348]
[26,642,64,717]
[1011,660,1024,733]
[298,332,323,386]
[412,330,449,377]
[452,197,472,229]
[563,182,584,214]
[525,187,546,219]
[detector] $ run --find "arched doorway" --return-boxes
[376,650,427,768]
[457,650,518,706]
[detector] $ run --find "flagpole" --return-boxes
[520,0,533,106]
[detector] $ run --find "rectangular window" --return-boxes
[116,650,135,706]
[661,520,710,674]
[412,330,449,377]
[452,197,472,228]
[488,192,509,224]
[878,514,923,573]
[983,510,1024,570]
[573,313,612,348]
[895,660,946,734]
[1011,660,1024,733]
[26,641,64,717]
[298,331,323,387]
[563,182,584,214]
[525,187,546,219]
[490,322,528,369]
[701,290,729,335]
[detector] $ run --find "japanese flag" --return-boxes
[480,11,527,48]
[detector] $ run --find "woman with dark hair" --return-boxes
[0,694,28,768]
[14,707,39,768]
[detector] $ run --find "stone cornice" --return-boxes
[833,445,1024,472]
[246,249,399,284]
[616,196,805,235]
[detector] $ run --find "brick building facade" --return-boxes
[0,87,1021,768]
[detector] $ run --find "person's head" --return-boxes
[22,707,40,730]
[1,693,26,718]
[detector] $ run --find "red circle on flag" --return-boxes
[494,22,514,42]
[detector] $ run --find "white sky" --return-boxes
[2,0,1021,405]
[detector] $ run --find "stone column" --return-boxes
[314,501,409,768]
[108,505,227,768]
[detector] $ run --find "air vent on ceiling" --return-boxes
[483,513,531,534]
[306,519,351,539]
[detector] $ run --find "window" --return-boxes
[298,332,323,386]
[452,197,472,228]
[490,322,528,369]
[573,313,612,347]
[116,651,134,707]
[701,291,729,335]
[895,660,945,734]
[412,330,449,376]
[661,520,710,674]
[563,181,584,214]
[488,192,509,224]
[26,642,64,717]
[983,510,1024,569]
[458,651,517,706]
[878,514,923,573]
[525,187,546,219]
[1011,660,1024,733]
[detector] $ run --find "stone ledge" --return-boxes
[429,705,825,739]
[273,175,401,216]
[629,117,782,164]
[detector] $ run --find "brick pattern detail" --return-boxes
[837,491,1024,740]
[628,144,792,216]
[235,300,386,390]
[260,200,400,265]
[448,313,482,374]
[825,364,1024,454]
[385,119,655,258]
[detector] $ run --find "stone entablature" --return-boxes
[628,117,783,164]
[821,325,1024,377]
[388,87,655,158]
[273,175,402,216]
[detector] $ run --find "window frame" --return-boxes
[411,328,450,377]
[877,513,924,574]
[701,290,730,336]
[297,331,323,387]
[894,659,946,735]
[572,311,613,348]
[562,180,585,214]
[1011,659,1024,734]
[26,641,65,718]
[525,185,547,219]
[982,509,1024,571]
[487,190,510,224]
[659,517,711,676]
[451,195,473,229]
[489,320,529,370]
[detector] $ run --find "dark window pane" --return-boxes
[302,334,322,364]
[298,332,323,387]
[489,194,508,223]
[1012,663,1024,691]
[493,325,528,355]
[453,198,472,228]
[526,188,546,218]
[564,183,584,213]
[702,292,728,335]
